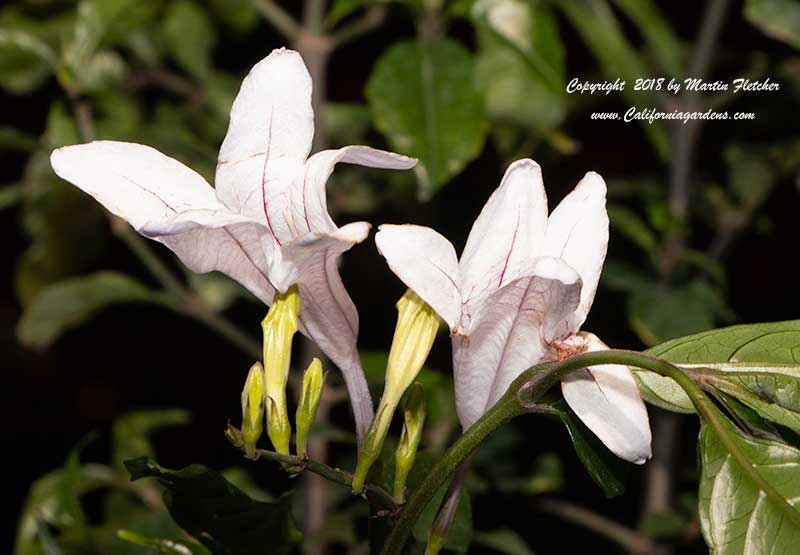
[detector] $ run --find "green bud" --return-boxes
[240,362,265,459]
[295,357,326,459]
[353,289,440,493]
[426,476,466,555]
[394,383,427,503]
[262,285,300,455]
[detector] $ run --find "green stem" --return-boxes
[303,0,326,36]
[330,7,386,47]
[381,384,528,555]
[236,443,398,513]
[537,498,657,553]
[252,0,301,37]
[117,224,261,359]
[382,349,800,555]
[182,303,261,360]
[115,223,191,301]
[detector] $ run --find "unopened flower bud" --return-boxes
[295,358,326,459]
[262,285,300,455]
[394,382,426,503]
[353,289,441,492]
[426,470,468,555]
[240,362,265,459]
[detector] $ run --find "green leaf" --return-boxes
[35,520,66,555]
[600,259,655,293]
[537,400,625,498]
[15,463,119,555]
[473,528,535,555]
[323,102,372,147]
[117,530,209,555]
[698,419,800,554]
[112,409,191,469]
[0,183,22,210]
[208,0,258,33]
[475,17,566,134]
[496,452,563,495]
[326,0,388,27]
[610,0,683,76]
[0,125,39,151]
[63,0,158,90]
[366,38,488,199]
[745,0,800,49]
[187,273,252,312]
[724,144,775,208]
[698,365,800,435]
[125,457,299,555]
[17,271,162,349]
[628,279,728,346]
[557,0,668,157]
[59,434,98,536]
[473,0,565,91]
[607,204,658,252]
[636,320,800,415]
[15,103,109,304]
[161,0,216,79]
[639,510,691,539]
[0,28,57,93]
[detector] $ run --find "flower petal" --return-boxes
[215,48,313,239]
[280,222,375,442]
[375,224,461,330]
[140,210,276,303]
[293,146,417,235]
[51,141,218,230]
[561,332,652,464]
[543,171,609,329]
[458,159,548,332]
[453,257,581,429]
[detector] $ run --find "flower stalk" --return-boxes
[380,349,800,555]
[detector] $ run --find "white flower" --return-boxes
[375,159,652,463]
[50,48,416,442]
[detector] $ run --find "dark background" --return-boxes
[2,1,798,553]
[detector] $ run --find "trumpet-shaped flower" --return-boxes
[50,48,416,443]
[375,159,652,464]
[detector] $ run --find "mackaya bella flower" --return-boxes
[50,48,417,443]
[376,159,652,464]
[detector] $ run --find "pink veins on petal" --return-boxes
[498,211,521,288]
[260,107,281,245]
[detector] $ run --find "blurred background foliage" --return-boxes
[2,0,800,554]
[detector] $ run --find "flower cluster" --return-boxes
[51,48,651,480]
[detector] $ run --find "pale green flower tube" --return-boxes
[353,289,440,492]
[262,285,300,455]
